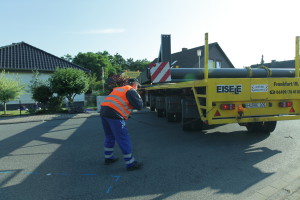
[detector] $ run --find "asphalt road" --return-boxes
[1,111,300,200]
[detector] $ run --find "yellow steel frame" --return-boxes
[145,34,300,125]
[296,36,299,78]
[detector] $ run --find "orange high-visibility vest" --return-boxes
[101,85,133,119]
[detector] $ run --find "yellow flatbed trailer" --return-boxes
[143,34,300,133]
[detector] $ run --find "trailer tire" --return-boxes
[167,113,176,122]
[264,121,277,132]
[175,113,182,122]
[182,118,203,131]
[246,121,277,134]
[157,109,166,117]
[150,106,155,111]
[182,118,193,131]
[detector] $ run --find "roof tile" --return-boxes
[0,42,89,72]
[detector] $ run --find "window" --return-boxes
[216,61,222,68]
[208,59,214,68]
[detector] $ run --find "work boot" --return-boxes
[127,161,143,171]
[104,158,119,165]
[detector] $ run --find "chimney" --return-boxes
[158,35,171,63]
[182,48,188,52]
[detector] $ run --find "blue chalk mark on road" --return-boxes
[106,185,113,193]
[80,173,97,176]
[111,175,121,182]
[0,170,123,194]
[51,173,69,176]
[105,175,121,194]
[1,171,98,176]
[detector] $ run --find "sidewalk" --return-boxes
[0,112,100,125]
[246,158,300,200]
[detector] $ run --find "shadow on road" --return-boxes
[0,113,281,200]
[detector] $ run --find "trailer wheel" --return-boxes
[246,121,277,134]
[157,109,166,117]
[182,118,203,131]
[265,121,277,132]
[175,113,182,122]
[182,118,193,131]
[166,113,182,122]
[167,113,176,122]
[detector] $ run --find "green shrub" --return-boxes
[48,96,64,113]
[31,84,53,110]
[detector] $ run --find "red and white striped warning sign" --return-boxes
[149,62,171,83]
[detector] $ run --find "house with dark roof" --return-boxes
[164,42,234,69]
[0,42,89,110]
[250,59,295,69]
[139,42,234,83]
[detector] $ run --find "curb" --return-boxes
[0,113,99,125]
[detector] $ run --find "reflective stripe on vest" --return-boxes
[107,95,132,111]
[101,85,133,119]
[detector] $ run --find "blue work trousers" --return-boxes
[101,116,135,167]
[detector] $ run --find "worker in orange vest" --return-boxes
[100,78,143,171]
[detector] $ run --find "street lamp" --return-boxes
[197,49,202,68]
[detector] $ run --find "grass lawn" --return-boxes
[0,110,29,117]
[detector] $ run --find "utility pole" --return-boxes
[102,67,105,92]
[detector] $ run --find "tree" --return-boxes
[72,52,115,81]
[0,71,25,114]
[107,53,125,72]
[49,68,89,106]
[61,54,73,62]
[106,74,129,92]
[73,52,101,79]
[70,51,150,80]
[126,58,150,71]
[96,52,116,78]
[87,73,102,94]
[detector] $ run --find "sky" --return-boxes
[1,0,300,68]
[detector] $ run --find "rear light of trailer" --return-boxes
[279,101,293,107]
[220,104,235,110]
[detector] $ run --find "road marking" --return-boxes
[112,175,121,182]
[106,185,113,193]
[0,171,99,176]
[80,173,97,176]
[0,170,122,194]
[105,175,121,194]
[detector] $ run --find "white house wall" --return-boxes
[5,72,85,105]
